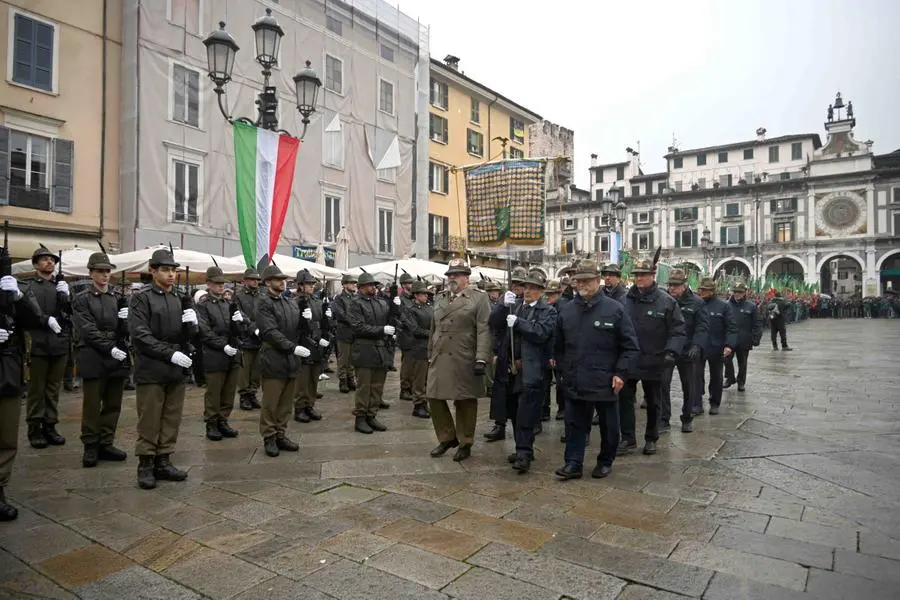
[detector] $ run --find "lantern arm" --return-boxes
[211,84,256,127]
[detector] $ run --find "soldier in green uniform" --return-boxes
[428,259,492,462]
[402,281,433,418]
[197,266,243,441]
[293,269,329,423]
[332,273,358,393]
[348,272,394,433]
[255,264,307,457]
[234,268,262,410]
[129,248,197,489]
[24,246,70,448]
[0,272,42,521]
[396,272,415,401]
[72,252,130,468]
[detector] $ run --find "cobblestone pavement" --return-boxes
[2,320,900,599]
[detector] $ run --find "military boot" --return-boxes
[275,434,299,452]
[399,387,412,401]
[264,436,279,457]
[137,456,156,489]
[98,445,127,461]
[43,424,66,446]
[248,394,261,409]
[154,455,188,481]
[205,420,223,441]
[483,423,505,442]
[412,404,430,419]
[28,424,48,449]
[354,416,373,434]
[218,419,238,438]
[239,395,254,410]
[430,439,458,457]
[82,444,100,468]
[339,377,350,394]
[0,487,18,521]
[294,408,311,423]
[366,416,387,432]
[305,407,322,421]
[348,377,358,391]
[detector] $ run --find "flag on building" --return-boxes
[233,121,301,267]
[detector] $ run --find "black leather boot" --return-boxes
[306,407,322,421]
[452,444,472,462]
[348,377,358,391]
[205,420,223,441]
[28,424,48,449]
[0,487,18,521]
[82,444,99,468]
[218,419,238,438]
[355,416,373,434]
[430,439,459,457]
[412,405,430,419]
[43,424,66,446]
[154,455,188,481]
[339,378,350,394]
[264,436,280,457]
[275,434,299,452]
[366,416,387,432]
[248,394,261,409]
[137,456,156,489]
[483,424,505,442]
[239,395,254,410]
[99,444,127,461]
[294,409,311,423]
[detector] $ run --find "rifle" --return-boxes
[99,241,130,355]
[0,221,15,353]
[175,245,194,376]
[388,264,400,330]
[295,269,314,355]
[46,245,73,335]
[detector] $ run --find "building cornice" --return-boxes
[665,133,823,158]
[429,59,542,123]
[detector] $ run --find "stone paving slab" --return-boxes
[2,321,900,599]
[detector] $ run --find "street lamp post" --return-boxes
[600,187,627,254]
[701,226,715,275]
[203,9,322,139]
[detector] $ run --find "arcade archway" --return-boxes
[878,250,900,294]
[819,254,864,297]
[714,259,751,280]
[765,257,805,281]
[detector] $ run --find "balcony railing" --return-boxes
[9,184,51,211]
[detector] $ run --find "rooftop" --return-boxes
[430,58,542,123]
[665,133,823,158]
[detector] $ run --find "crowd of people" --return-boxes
[3,246,899,523]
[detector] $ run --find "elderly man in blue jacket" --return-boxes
[554,260,639,480]
[502,268,556,473]
[697,277,737,414]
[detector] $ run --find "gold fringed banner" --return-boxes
[463,158,547,249]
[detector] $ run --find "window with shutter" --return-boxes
[632,232,638,250]
[596,169,603,184]
[646,182,653,195]
[12,13,55,92]
[442,216,449,250]
[674,208,681,221]
[631,185,640,197]
[0,126,9,204]
[675,231,681,248]
[51,138,73,213]
[720,227,726,245]
[595,189,604,202]
[738,225,745,244]
[617,166,625,180]
[648,232,655,249]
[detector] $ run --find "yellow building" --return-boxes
[0,0,121,259]
[427,55,541,262]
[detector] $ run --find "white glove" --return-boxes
[118,307,129,319]
[392,334,397,341]
[254,328,260,337]
[0,329,9,343]
[302,307,313,320]
[111,347,127,361]
[223,344,238,357]
[231,311,244,322]
[56,280,69,295]
[503,291,517,306]
[170,351,192,368]
[318,338,330,348]
[506,314,518,328]
[181,308,198,325]
[325,308,332,318]
[47,316,62,334]
[294,345,311,357]
[383,325,396,336]
[392,296,402,306]
[0,276,19,293]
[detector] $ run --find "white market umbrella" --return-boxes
[11,247,135,277]
[229,253,344,281]
[349,258,449,280]
[334,227,350,272]
[113,245,246,275]
[315,243,326,265]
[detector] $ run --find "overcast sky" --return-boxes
[396,0,900,188]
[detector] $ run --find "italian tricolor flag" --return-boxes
[233,121,301,268]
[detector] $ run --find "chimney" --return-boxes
[628,149,640,176]
[443,55,460,71]
[590,153,598,168]
[756,127,767,142]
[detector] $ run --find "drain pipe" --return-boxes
[99,0,108,239]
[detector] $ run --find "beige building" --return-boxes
[0,0,121,259]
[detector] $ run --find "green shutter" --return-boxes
[770,199,776,212]
[720,227,726,245]
[692,207,699,220]
[675,231,681,248]
[649,232,655,249]
[790,197,797,211]
[738,225,745,244]
[674,208,682,221]
[632,232,638,249]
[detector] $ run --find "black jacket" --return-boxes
[555,292,640,403]
[604,283,628,305]
[625,282,686,380]
[0,285,42,398]
[296,293,325,363]
[703,296,737,357]
[396,292,415,351]
[332,290,357,342]
[401,300,432,361]
[73,286,130,380]
[508,299,557,389]
[23,276,70,356]
[233,287,261,349]
[197,294,242,372]
[674,287,710,359]
[129,285,197,385]
[729,297,763,350]
[347,293,392,369]
[255,291,302,379]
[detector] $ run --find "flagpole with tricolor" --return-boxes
[233,121,301,268]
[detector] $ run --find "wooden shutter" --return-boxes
[790,197,797,211]
[0,126,8,204]
[441,216,449,250]
[648,232,655,248]
[674,208,682,221]
[631,212,636,224]
[738,225,745,244]
[51,138,74,213]
[691,207,699,220]
[675,230,681,248]
[648,211,654,224]
[442,166,449,194]
[770,199,776,212]
[428,216,434,247]
[720,226,726,245]
[631,232,638,249]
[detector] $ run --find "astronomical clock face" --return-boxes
[815,192,866,237]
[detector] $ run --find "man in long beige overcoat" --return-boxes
[427,258,491,462]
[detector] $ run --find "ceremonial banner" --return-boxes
[464,159,547,249]
[233,121,300,267]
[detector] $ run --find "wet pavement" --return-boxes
[2,319,899,599]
